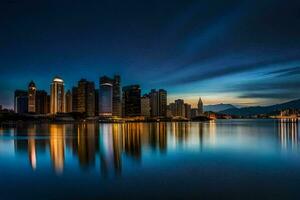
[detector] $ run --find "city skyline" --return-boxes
[1,1,300,109]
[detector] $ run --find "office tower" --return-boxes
[94,89,99,115]
[149,89,167,117]
[28,81,36,113]
[86,81,95,117]
[65,90,72,113]
[184,103,191,119]
[168,103,176,117]
[158,89,167,117]
[36,90,48,114]
[175,99,185,117]
[198,97,203,115]
[122,85,141,117]
[141,94,150,117]
[99,76,113,116]
[14,90,28,114]
[72,87,78,112]
[112,75,121,117]
[75,79,95,117]
[46,95,50,114]
[191,108,198,118]
[50,76,65,114]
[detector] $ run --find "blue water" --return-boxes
[0,119,300,199]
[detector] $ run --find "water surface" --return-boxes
[0,119,299,199]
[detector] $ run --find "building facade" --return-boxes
[141,94,150,117]
[28,81,36,113]
[50,77,65,114]
[36,90,48,114]
[122,85,141,117]
[14,90,28,114]
[149,89,167,117]
[74,79,95,117]
[99,76,113,116]
[65,90,72,113]
[198,97,203,115]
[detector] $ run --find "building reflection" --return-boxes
[278,119,300,150]
[11,122,207,175]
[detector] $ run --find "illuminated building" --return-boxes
[65,90,72,113]
[28,81,36,113]
[75,79,95,117]
[99,75,122,117]
[36,90,48,114]
[72,87,78,112]
[184,103,191,119]
[14,90,28,114]
[141,94,150,117]
[99,76,113,116]
[175,99,185,117]
[50,76,65,114]
[149,89,167,117]
[122,85,141,117]
[198,97,203,115]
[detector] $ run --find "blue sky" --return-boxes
[1,0,300,108]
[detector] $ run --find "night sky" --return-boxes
[1,0,300,108]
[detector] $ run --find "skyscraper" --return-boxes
[141,94,150,117]
[50,77,65,114]
[99,76,113,116]
[198,97,203,115]
[122,85,141,117]
[184,103,191,119]
[75,79,95,117]
[112,75,121,117]
[175,99,185,117]
[149,89,167,117]
[65,90,72,113]
[36,90,48,114]
[28,81,36,113]
[14,90,28,114]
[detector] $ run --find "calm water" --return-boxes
[0,119,300,199]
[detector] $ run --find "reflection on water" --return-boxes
[278,119,300,150]
[0,120,299,175]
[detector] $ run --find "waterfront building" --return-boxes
[36,90,48,114]
[149,89,167,117]
[65,90,72,113]
[14,90,28,114]
[75,79,95,117]
[175,99,185,117]
[28,81,36,113]
[112,75,122,117]
[141,94,151,117]
[122,85,141,117]
[198,97,203,115]
[168,103,176,117]
[50,77,65,114]
[191,108,198,118]
[185,103,191,119]
[99,76,113,116]
[72,87,78,112]
[94,89,99,115]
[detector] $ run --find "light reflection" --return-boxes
[278,119,300,151]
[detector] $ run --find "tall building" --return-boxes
[149,89,167,117]
[14,90,28,114]
[94,89,99,115]
[168,103,176,117]
[198,97,203,115]
[175,99,185,117]
[75,79,95,117]
[99,76,113,116]
[122,85,141,117]
[72,87,78,112]
[50,77,65,114]
[191,108,198,118]
[112,75,122,117]
[184,103,191,119]
[28,81,36,113]
[65,90,72,113]
[36,90,48,114]
[141,94,150,117]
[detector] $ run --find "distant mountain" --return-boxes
[204,104,237,112]
[219,99,300,117]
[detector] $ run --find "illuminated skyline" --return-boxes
[1,0,300,108]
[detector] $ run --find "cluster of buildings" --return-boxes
[14,75,204,120]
